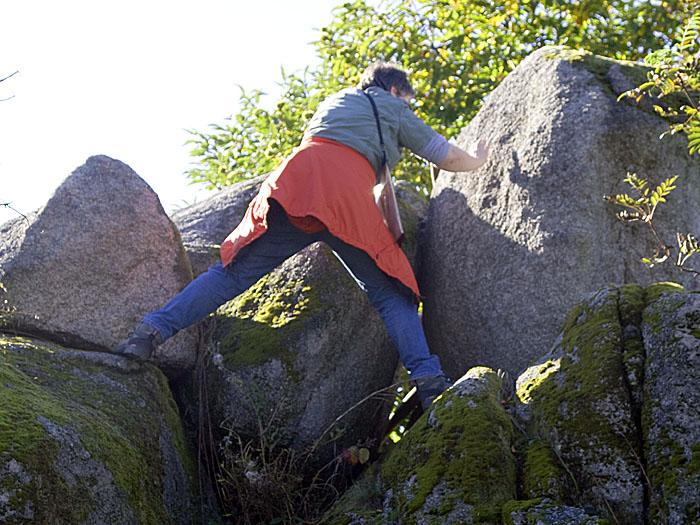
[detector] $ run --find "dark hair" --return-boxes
[359,60,415,98]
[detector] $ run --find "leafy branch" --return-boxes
[0,70,18,102]
[618,13,700,145]
[1,202,28,222]
[186,0,688,194]
[604,173,699,276]
[609,13,700,277]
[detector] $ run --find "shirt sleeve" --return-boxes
[397,105,444,161]
[416,134,450,165]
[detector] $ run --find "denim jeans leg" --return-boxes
[143,263,246,340]
[143,202,314,340]
[321,233,443,379]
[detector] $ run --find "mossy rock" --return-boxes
[502,498,605,524]
[319,463,386,524]
[205,242,398,472]
[515,286,644,525]
[641,289,700,524]
[326,367,516,524]
[519,440,569,502]
[0,335,197,524]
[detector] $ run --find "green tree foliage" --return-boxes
[620,12,700,148]
[607,12,700,275]
[187,0,691,192]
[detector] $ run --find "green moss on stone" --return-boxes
[644,282,686,305]
[516,287,643,523]
[690,443,700,475]
[618,285,644,326]
[397,195,419,244]
[169,221,195,285]
[643,421,700,522]
[395,183,427,269]
[645,430,683,514]
[521,440,567,501]
[214,273,319,369]
[618,284,646,405]
[533,290,626,439]
[380,368,516,521]
[516,359,562,405]
[320,464,385,524]
[501,498,544,524]
[502,498,609,525]
[0,336,195,523]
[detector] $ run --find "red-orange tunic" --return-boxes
[220,136,420,297]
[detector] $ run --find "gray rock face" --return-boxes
[514,282,700,525]
[516,286,645,524]
[421,46,700,379]
[394,179,429,272]
[0,335,196,523]
[380,367,516,523]
[506,500,604,525]
[0,155,197,373]
[641,290,700,524]
[206,242,399,470]
[171,175,266,276]
[327,280,700,525]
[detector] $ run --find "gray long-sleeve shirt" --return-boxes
[303,86,449,175]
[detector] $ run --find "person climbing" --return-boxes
[115,60,489,410]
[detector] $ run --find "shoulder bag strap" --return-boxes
[361,89,404,244]
[361,90,388,171]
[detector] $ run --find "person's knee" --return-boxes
[367,284,399,312]
[371,288,415,322]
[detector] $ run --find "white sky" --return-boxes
[0,0,346,225]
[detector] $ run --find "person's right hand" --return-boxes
[473,138,490,165]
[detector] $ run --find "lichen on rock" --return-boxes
[0,335,196,524]
[502,498,605,524]
[641,288,700,524]
[204,242,399,473]
[515,286,645,524]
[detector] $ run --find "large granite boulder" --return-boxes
[324,282,700,524]
[0,156,197,374]
[0,335,197,523]
[641,288,700,524]
[171,175,266,276]
[421,46,700,379]
[202,242,400,471]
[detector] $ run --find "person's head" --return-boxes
[359,61,416,99]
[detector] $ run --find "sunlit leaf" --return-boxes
[359,448,370,464]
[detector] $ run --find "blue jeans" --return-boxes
[143,201,443,379]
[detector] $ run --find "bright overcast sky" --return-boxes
[0,0,349,225]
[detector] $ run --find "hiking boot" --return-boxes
[415,374,454,410]
[114,322,163,361]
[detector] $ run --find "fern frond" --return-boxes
[680,13,700,53]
